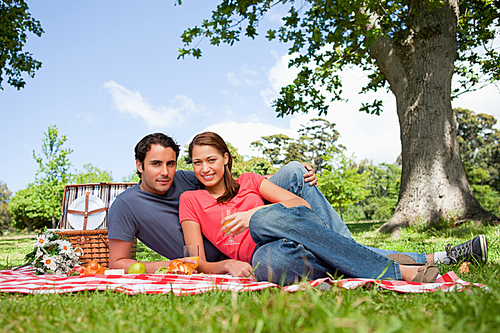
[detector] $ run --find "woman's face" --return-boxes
[191,144,229,188]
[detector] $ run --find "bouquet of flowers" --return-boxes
[22,228,82,275]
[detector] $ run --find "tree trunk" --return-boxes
[23,215,33,234]
[368,1,499,234]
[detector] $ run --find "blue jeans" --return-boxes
[269,162,351,239]
[257,162,427,285]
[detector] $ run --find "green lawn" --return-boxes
[1,221,499,333]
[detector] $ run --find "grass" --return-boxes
[1,221,499,333]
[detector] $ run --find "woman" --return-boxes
[179,132,439,285]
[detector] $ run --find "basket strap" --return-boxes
[84,192,89,230]
[67,208,108,215]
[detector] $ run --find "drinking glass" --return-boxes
[183,245,199,269]
[221,206,239,245]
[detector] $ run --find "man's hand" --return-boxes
[302,163,317,186]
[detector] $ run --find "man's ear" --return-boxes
[135,159,143,174]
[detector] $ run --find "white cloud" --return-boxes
[226,64,261,87]
[213,48,500,167]
[77,112,96,124]
[240,65,260,86]
[260,51,299,106]
[219,105,235,117]
[199,121,298,158]
[103,80,202,130]
[258,52,401,164]
[227,72,240,86]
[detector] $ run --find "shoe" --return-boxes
[387,254,417,265]
[445,235,488,265]
[412,263,439,283]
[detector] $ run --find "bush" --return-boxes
[342,205,366,222]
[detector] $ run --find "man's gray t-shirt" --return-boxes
[108,170,227,261]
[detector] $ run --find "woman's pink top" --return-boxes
[179,173,266,263]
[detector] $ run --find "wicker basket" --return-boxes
[57,229,137,268]
[57,183,139,268]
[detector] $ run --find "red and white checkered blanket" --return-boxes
[0,267,486,295]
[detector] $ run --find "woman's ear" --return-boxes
[223,152,229,165]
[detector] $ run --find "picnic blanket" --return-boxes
[0,267,486,296]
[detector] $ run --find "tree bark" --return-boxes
[368,1,499,233]
[23,215,33,234]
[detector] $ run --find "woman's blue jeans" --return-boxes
[258,162,427,285]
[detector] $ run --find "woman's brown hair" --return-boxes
[188,131,240,204]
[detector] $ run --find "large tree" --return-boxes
[9,125,72,231]
[0,0,44,90]
[250,118,343,171]
[71,163,113,184]
[298,118,344,173]
[178,0,500,233]
[251,134,301,166]
[9,183,54,232]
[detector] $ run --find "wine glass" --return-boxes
[221,206,239,245]
[183,245,199,269]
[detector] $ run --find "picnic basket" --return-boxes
[56,183,137,268]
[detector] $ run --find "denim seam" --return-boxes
[394,262,402,280]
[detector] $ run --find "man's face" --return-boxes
[136,144,177,195]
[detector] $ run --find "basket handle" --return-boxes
[99,234,109,249]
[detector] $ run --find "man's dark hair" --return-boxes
[134,133,180,179]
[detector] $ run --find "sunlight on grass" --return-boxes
[1,222,499,332]
[0,237,34,270]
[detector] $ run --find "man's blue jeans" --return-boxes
[261,162,427,285]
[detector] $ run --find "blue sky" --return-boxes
[2,1,500,194]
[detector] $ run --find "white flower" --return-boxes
[27,230,83,275]
[42,255,58,272]
[57,240,73,255]
[53,255,63,263]
[35,234,49,248]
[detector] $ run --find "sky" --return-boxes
[2,1,500,194]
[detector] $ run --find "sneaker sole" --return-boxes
[478,235,488,264]
[387,254,417,265]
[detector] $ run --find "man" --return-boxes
[108,133,326,273]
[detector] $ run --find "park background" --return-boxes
[2,0,500,231]
[1,2,500,331]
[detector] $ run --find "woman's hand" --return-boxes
[224,259,255,279]
[220,210,255,236]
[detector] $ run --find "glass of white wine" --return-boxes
[221,206,239,245]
